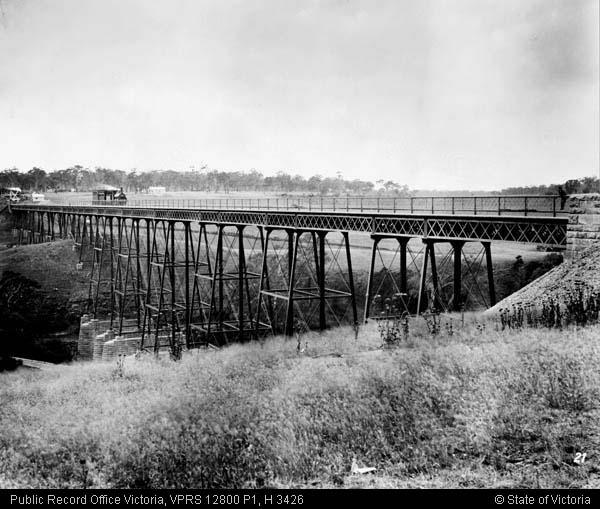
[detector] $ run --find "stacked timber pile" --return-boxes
[486,244,600,314]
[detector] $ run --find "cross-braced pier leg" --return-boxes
[189,223,269,346]
[256,228,357,337]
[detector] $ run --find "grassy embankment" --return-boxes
[1,316,599,489]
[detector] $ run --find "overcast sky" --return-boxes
[0,0,598,189]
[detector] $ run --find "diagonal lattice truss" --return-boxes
[254,228,358,337]
[86,216,115,318]
[111,217,147,335]
[421,217,567,247]
[139,220,191,354]
[13,204,568,247]
[364,236,495,319]
[364,236,423,319]
[188,223,271,347]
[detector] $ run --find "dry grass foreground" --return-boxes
[1,319,599,489]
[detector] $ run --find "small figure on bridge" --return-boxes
[558,186,568,210]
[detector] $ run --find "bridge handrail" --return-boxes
[22,194,564,217]
[10,201,568,246]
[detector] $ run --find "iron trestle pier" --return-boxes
[9,202,568,354]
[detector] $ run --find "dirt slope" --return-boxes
[486,244,600,314]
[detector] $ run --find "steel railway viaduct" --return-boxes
[8,196,567,355]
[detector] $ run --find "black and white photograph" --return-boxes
[0,0,599,500]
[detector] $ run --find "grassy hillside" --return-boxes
[1,319,599,489]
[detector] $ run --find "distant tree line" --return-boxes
[0,166,597,196]
[501,177,599,195]
[0,166,390,195]
[415,177,599,197]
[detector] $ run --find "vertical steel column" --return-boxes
[342,231,358,327]
[146,218,151,299]
[170,221,176,353]
[428,241,440,311]
[45,211,50,240]
[452,240,465,312]
[184,221,191,347]
[28,211,34,243]
[238,225,245,342]
[93,216,100,264]
[135,219,142,329]
[81,215,92,264]
[255,227,274,336]
[243,229,255,338]
[75,215,80,247]
[153,221,169,354]
[51,212,56,240]
[30,211,35,243]
[36,211,41,243]
[398,237,409,293]
[24,212,29,244]
[189,222,208,333]
[311,232,321,291]
[140,219,157,350]
[287,229,294,280]
[116,217,127,333]
[318,231,326,330]
[21,211,26,244]
[218,225,224,328]
[483,241,496,306]
[26,212,31,244]
[89,216,106,316]
[109,216,115,326]
[46,212,52,241]
[206,225,224,339]
[285,230,300,336]
[71,214,77,241]
[363,236,381,322]
[14,212,20,244]
[110,217,125,328]
[416,242,430,315]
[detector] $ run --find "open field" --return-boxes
[1,318,599,488]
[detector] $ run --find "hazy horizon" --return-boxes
[1,0,598,191]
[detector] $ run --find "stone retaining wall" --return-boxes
[566,193,600,256]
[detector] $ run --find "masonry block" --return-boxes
[566,194,600,257]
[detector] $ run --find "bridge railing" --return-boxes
[38,195,563,217]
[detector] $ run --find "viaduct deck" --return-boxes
[12,203,567,246]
